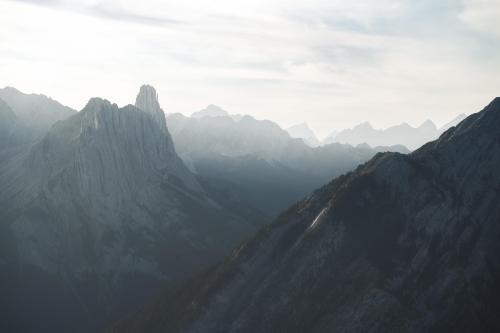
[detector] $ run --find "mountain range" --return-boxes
[1,84,495,333]
[109,97,500,333]
[0,86,262,333]
[166,112,408,216]
[0,86,76,136]
[324,114,467,150]
[286,115,467,150]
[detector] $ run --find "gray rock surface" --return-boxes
[110,97,500,333]
[0,88,261,333]
[0,98,18,152]
[134,84,168,134]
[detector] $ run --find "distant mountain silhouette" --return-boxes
[333,120,438,150]
[327,114,467,150]
[166,112,407,216]
[191,104,229,118]
[0,86,75,135]
[286,123,321,147]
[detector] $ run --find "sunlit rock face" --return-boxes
[109,98,500,333]
[0,86,260,333]
[135,84,168,134]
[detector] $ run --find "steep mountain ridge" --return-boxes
[110,97,500,333]
[0,88,260,333]
[0,86,76,135]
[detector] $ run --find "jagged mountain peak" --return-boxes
[83,97,116,111]
[353,121,373,130]
[418,119,437,130]
[286,122,320,147]
[422,96,500,150]
[191,104,229,118]
[134,84,168,133]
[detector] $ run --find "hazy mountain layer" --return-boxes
[286,123,321,147]
[191,104,229,118]
[333,120,439,150]
[0,86,76,135]
[110,97,500,333]
[167,112,408,216]
[0,98,19,153]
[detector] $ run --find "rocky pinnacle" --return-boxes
[135,84,168,134]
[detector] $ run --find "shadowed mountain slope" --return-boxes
[110,97,500,333]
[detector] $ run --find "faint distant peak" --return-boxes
[286,122,311,132]
[82,97,115,112]
[322,129,339,144]
[289,122,307,128]
[439,113,467,131]
[356,142,371,149]
[418,119,437,131]
[353,121,373,130]
[191,104,229,118]
[286,122,320,147]
[1,86,21,93]
[134,84,168,133]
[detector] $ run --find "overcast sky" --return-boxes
[1,0,499,137]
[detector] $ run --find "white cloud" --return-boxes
[1,0,499,137]
[460,0,500,36]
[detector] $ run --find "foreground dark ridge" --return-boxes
[109,97,500,333]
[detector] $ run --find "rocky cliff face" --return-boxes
[0,98,18,152]
[0,88,260,333]
[134,84,168,134]
[110,97,500,333]
[0,98,33,156]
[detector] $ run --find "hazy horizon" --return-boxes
[1,0,499,137]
